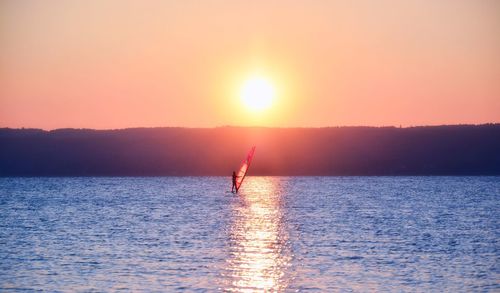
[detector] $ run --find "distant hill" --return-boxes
[1,125,499,176]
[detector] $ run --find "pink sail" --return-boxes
[235,146,256,192]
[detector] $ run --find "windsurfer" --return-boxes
[232,146,256,193]
[231,171,238,193]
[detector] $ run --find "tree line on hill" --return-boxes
[1,124,499,176]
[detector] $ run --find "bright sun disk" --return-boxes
[240,77,275,111]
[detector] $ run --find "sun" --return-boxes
[240,76,275,112]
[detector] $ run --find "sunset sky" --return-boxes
[1,0,499,129]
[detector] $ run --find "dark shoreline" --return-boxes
[1,124,499,176]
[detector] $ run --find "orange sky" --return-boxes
[1,0,499,129]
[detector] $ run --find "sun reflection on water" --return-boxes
[225,177,291,292]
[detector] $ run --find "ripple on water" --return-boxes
[0,176,498,291]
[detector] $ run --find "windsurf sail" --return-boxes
[235,146,256,192]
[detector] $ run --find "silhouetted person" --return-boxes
[232,171,238,193]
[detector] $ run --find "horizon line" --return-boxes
[1,122,500,132]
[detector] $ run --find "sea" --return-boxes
[0,177,498,292]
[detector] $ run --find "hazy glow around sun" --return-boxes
[240,76,275,112]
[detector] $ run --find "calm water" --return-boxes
[0,177,498,292]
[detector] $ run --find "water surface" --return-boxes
[0,177,498,291]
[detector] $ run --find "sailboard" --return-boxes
[235,146,256,192]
